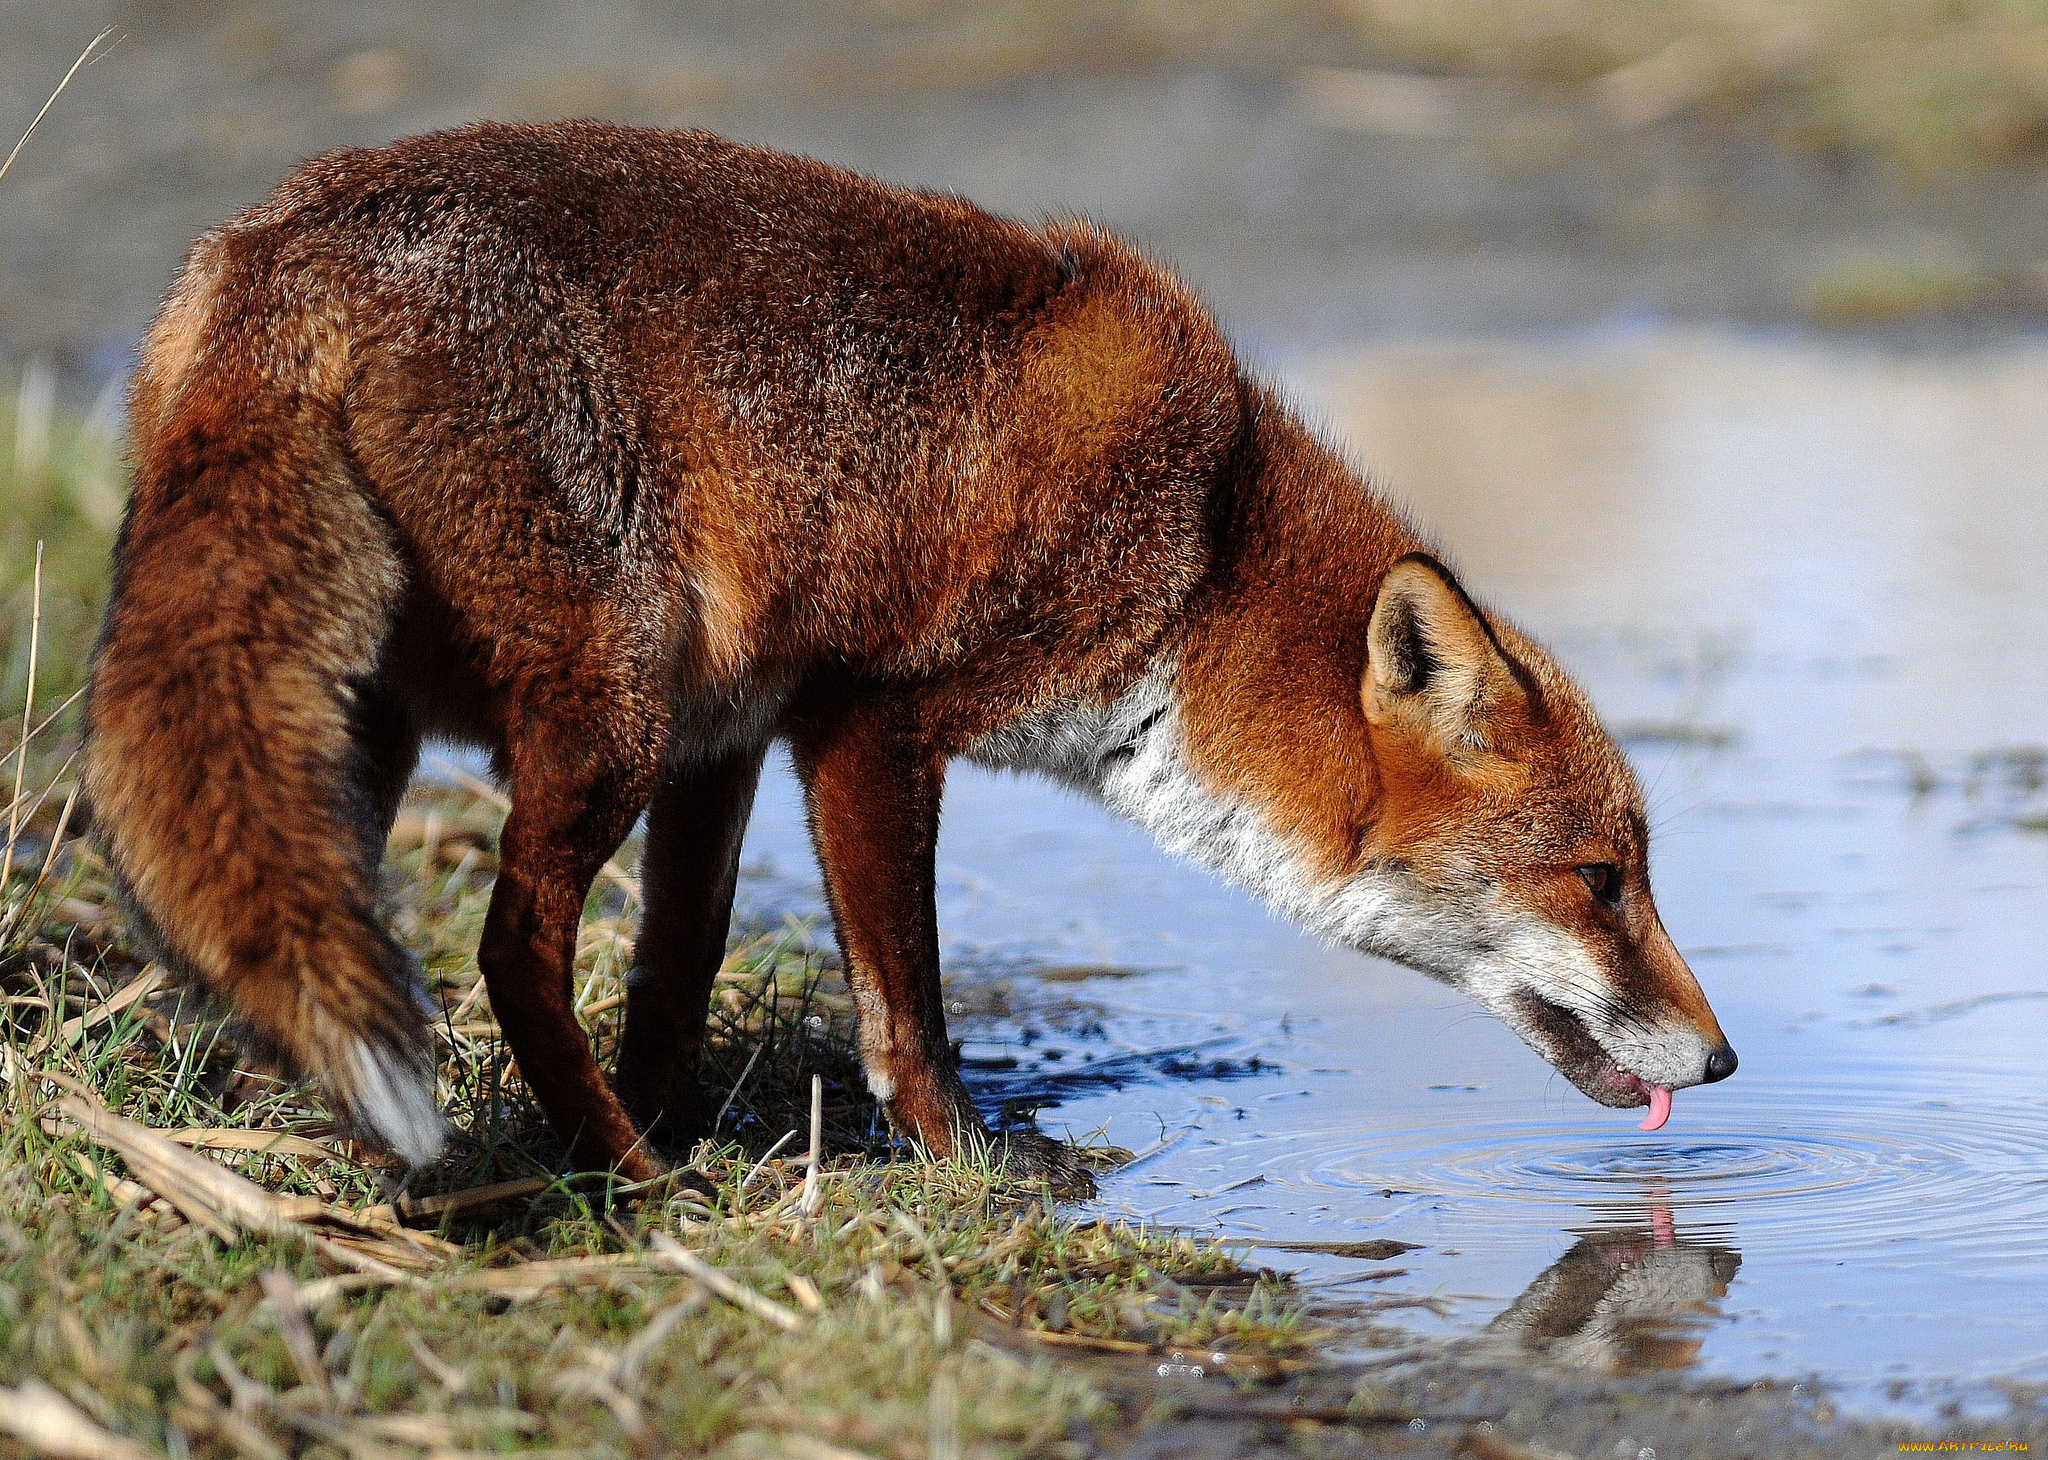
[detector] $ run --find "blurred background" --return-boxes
[5,1,2048,1409]
[6,0,2048,369]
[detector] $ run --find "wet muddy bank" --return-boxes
[1102,1351,2047,1459]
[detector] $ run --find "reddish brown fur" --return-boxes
[85,123,1724,1182]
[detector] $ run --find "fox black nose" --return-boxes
[1703,1044,1738,1084]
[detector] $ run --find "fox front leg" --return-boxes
[792,695,980,1147]
[791,695,1090,1188]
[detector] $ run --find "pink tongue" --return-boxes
[1638,1084,1673,1132]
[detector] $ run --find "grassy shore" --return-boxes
[0,379,1319,1459]
[1330,0,2048,175]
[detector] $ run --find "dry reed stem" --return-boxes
[46,1088,435,1285]
[67,1149,166,1217]
[799,1072,823,1217]
[646,1231,808,1332]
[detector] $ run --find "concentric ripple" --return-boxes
[1285,1069,2048,1264]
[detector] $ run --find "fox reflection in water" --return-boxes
[1488,1199,1741,1373]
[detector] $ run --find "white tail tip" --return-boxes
[346,1039,447,1165]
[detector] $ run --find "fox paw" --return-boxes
[993,1127,1098,1198]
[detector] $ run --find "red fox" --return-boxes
[84,123,1735,1185]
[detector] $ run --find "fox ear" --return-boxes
[1364,554,1530,757]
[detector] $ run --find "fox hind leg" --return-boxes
[613,743,768,1152]
[476,742,667,1181]
[345,679,422,869]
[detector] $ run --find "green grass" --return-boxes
[0,365,123,716]
[0,378,1318,1458]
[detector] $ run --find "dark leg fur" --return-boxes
[613,744,768,1151]
[346,682,422,866]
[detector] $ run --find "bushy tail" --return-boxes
[83,288,444,1163]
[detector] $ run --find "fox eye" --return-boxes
[1577,862,1622,907]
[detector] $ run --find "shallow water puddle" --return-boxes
[734,328,2048,1415]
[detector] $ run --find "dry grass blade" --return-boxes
[23,965,163,1061]
[0,745,83,909]
[288,1272,397,1308]
[166,1127,361,1166]
[0,30,111,189]
[171,1395,289,1460]
[616,1288,710,1387]
[318,1234,452,1275]
[381,1174,551,1226]
[5,780,78,937]
[1461,1432,1583,1460]
[0,684,88,781]
[710,1038,766,1135]
[647,1231,807,1332]
[442,1254,642,1300]
[0,1377,156,1460]
[68,1150,160,1215]
[740,1129,799,1192]
[1019,1329,1153,1355]
[1117,1124,1193,1173]
[407,1451,589,1460]
[257,1270,332,1401]
[766,1436,885,1460]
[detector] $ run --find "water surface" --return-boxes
[734,328,2048,1413]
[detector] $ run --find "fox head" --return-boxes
[1035,550,1735,1127]
[1345,553,1735,1120]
